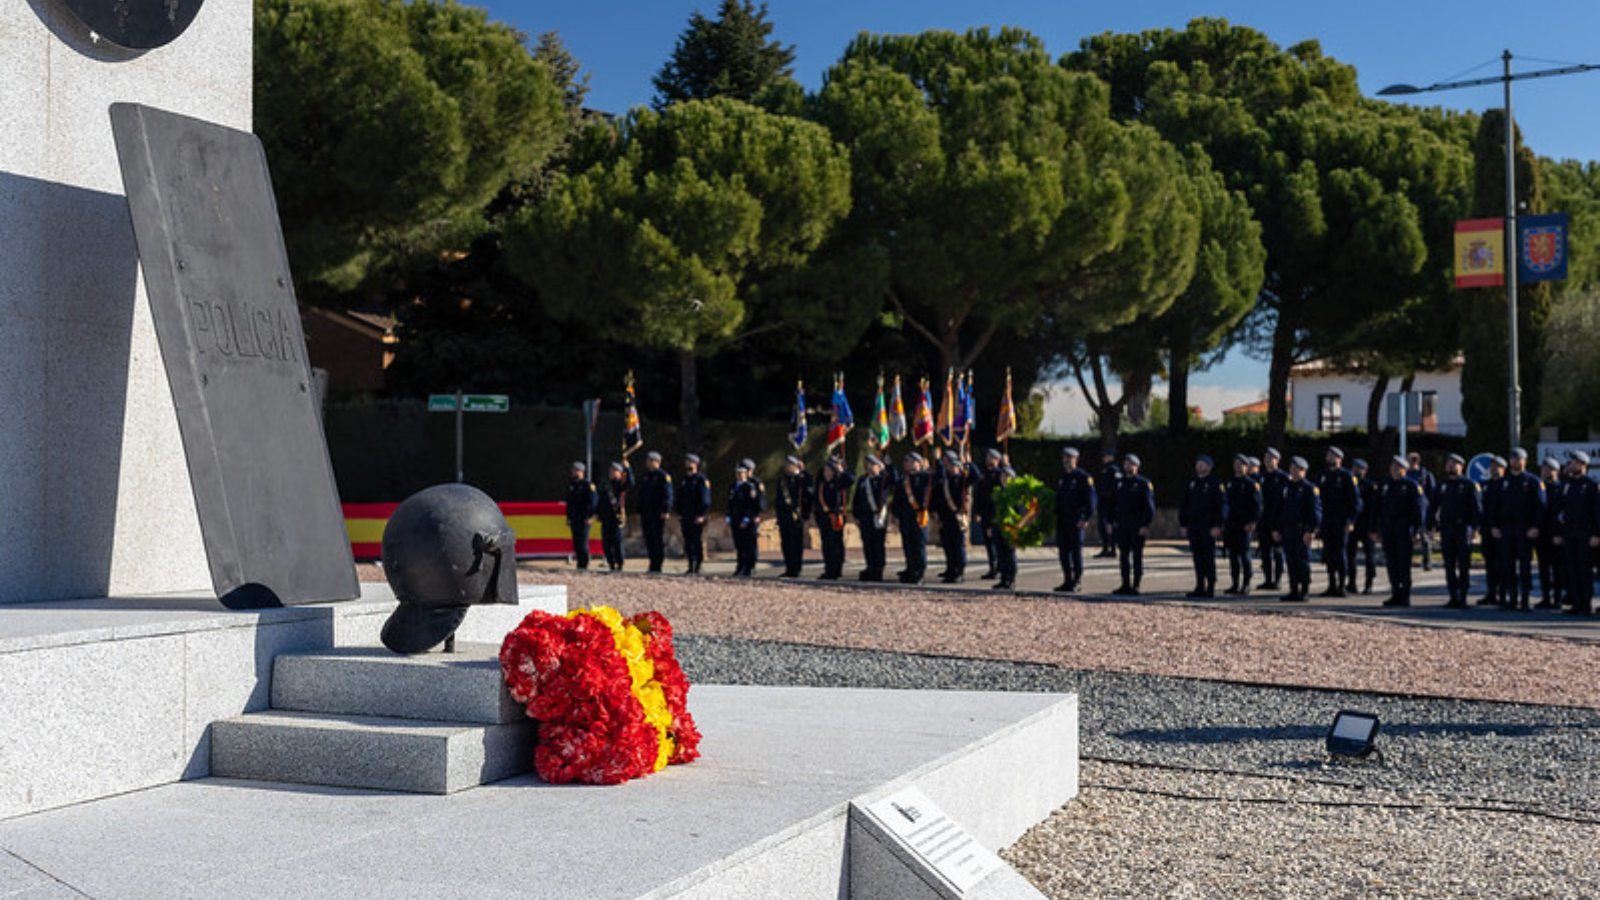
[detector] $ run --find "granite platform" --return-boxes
[0,583,565,820]
[0,685,1079,900]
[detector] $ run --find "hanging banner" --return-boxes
[1454,218,1505,288]
[1518,213,1569,283]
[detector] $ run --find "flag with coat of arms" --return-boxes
[889,375,908,442]
[996,368,1017,443]
[872,376,891,449]
[936,370,955,445]
[622,371,643,455]
[827,375,854,452]
[788,381,808,450]
[913,378,935,446]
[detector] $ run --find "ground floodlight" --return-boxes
[1326,710,1382,760]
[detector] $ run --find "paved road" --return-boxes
[525,541,1600,643]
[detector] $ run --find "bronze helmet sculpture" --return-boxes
[380,484,518,654]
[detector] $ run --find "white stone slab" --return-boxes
[0,686,1078,900]
[0,583,566,818]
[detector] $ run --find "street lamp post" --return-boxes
[1379,51,1599,450]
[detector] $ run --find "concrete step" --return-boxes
[209,710,535,794]
[270,643,523,724]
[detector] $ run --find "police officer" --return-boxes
[984,451,1019,590]
[636,451,674,573]
[1554,450,1599,616]
[1372,455,1426,607]
[1317,447,1362,597]
[973,449,1005,580]
[894,452,932,584]
[1493,448,1547,611]
[1111,454,1154,596]
[853,454,893,582]
[676,454,711,575]
[1407,453,1438,572]
[565,461,596,570]
[773,455,813,578]
[1275,456,1322,603]
[596,461,634,571]
[1347,458,1379,595]
[1096,448,1122,558]
[815,456,854,580]
[1478,456,1508,605]
[1180,454,1227,598]
[1054,447,1097,593]
[1257,449,1289,590]
[1433,453,1482,608]
[1536,456,1565,609]
[933,451,976,583]
[726,459,765,577]
[1224,453,1262,595]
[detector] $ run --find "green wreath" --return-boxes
[992,475,1056,549]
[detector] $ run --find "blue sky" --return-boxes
[472,0,1600,429]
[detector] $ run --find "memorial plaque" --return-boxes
[110,103,359,608]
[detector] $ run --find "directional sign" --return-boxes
[462,394,510,413]
[427,394,509,413]
[1467,453,1497,485]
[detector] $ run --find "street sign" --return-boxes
[428,394,509,413]
[462,394,510,413]
[1466,452,1496,485]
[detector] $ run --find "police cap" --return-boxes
[865,454,882,467]
[1445,453,1464,465]
[1492,455,1507,467]
[1124,453,1142,467]
[1234,452,1250,464]
[609,461,625,472]
[986,448,1003,461]
[943,450,961,463]
[784,454,801,467]
[1569,450,1592,466]
[1290,456,1309,471]
[1544,456,1561,470]
[736,458,755,472]
[1264,447,1282,460]
[1062,446,1080,458]
[646,451,662,462]
[907,452,925,463]
[685,453,702,465]
[570,461,586,472]
[1510,447,1529,460]
[1196,454,1213,466]
[1327,446,1345,460]
[1391,455,1408,469]
[1350,458,1368,471]
[1247,456,1261,468]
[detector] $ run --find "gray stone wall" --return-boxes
[0,0,250,601]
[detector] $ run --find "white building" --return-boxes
[1289,358,1466,436]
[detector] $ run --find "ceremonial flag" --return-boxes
[936,370,955,445]
[952,371,970,445]
[872,376,891,449]
[1518,213,1570,283]
[788,381,808,450]
[888,375,908,442]
[961,371,976,447]
[913,378,935,446]
[996,368,1017,443]
[622,371,643,455]
[827,375,854,452]
[1454,218,1504,288]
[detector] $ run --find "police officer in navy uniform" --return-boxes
[973,449,1005,580]
[815,456,854,580]
[1536,457,1565,609]
[676,454,711,574]
[1257,449,1288,589]
[1372,455,1427,607]
[1407,453,1438,572]
[1492,447,1547,611]
[1054,447,1096,593]
[1554,450,1599,616]
[933,451,977,583]
[1224,453,1262,595]
[1347,458,1379,595]
[636,451,674,573]
[853,454,892,582]
[1316,447,1362,597]
[984,451,1019,590]
[1180,454,1228,598]
[773,455,813,578]
[1275,456,1322,603]
[1433,453,1482,608]
[1096,448,1122,558]
[565,461,596,570]
[596,461,634,571]
[894,452,932,584]
[1111,454,1154,596]
[1478,456,1508,605]
[727,459,765,577]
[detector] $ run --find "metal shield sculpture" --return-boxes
[110,103,359,608]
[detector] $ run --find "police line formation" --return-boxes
[559,446,1600,618]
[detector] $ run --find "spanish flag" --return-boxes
[1455,219,1505,289]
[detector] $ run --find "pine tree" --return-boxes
[651,1,795,109]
